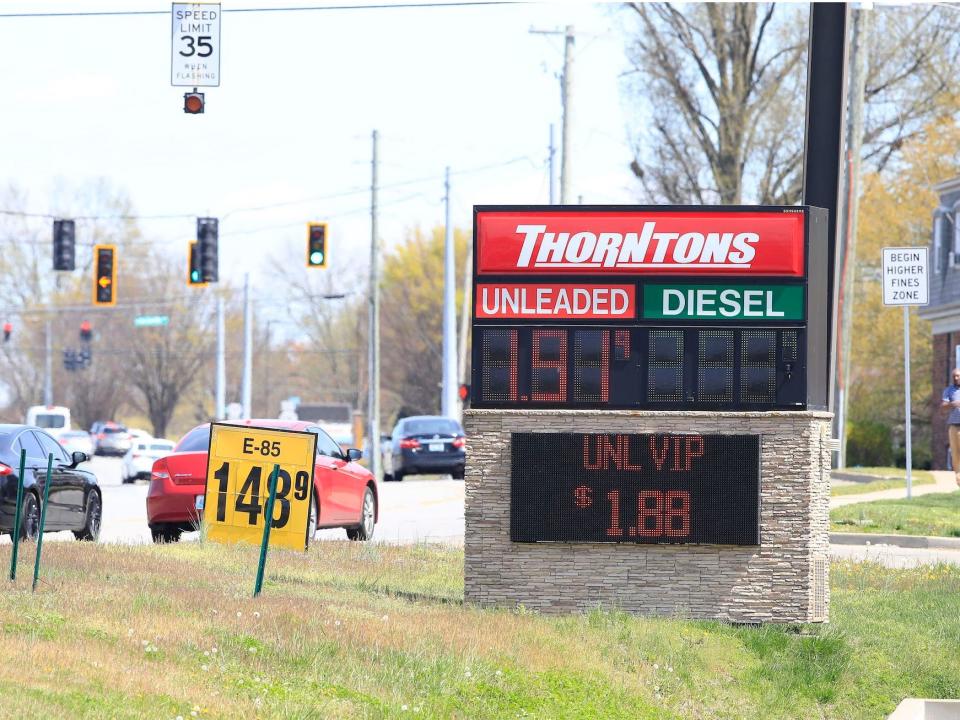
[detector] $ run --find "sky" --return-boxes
[0,0,639,328]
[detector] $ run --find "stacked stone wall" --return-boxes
[464,410,832,623]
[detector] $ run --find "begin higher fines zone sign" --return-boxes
[882,247,928,306]
[203,423,316,551]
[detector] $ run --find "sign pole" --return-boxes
[9,449,27,581]
[32,454,54,591]
[253,464,280,597]
[904,305,912,499]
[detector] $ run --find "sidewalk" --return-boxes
[830,470,959,508]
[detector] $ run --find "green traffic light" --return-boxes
[191,270,201,282]
[310,251,324,265]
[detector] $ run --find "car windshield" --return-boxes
[404,419,461,436]
[150,442,174,451]
[103,426,126,434]
[35,414,66,429]
[175,426,210,452]
[61,432,86,439]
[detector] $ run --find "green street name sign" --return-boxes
[643,284,804,321]
[134,315,170,327]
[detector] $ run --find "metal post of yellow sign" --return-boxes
[254,464,280,597]
[202,423,318,551]
[9,449,27,581]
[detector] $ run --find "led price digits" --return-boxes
[511,433,760,546]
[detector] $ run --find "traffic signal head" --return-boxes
[197,217,218,282]
[80,321,92,342]
[93,245,116,306]
[307,222,328,268]
[184,91,204,114]
[188,241,207,286]
[2,322,11,342]
[53,219,76,271]
[459,383,470,402]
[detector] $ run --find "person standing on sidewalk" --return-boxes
[941,367,960,486]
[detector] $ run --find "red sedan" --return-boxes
[146,420,378,544]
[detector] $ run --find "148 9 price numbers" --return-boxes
[211,462,310,529]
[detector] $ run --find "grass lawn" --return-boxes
[831,468,935,497]
[0,541,958,719]
[831,491,960,537]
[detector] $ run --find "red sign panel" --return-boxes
[476,283,636,320]
[476,209,805,276]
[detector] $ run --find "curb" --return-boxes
[830,532,960,550]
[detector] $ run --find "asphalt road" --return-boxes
[12,457,960,569]
[89,456,465,546]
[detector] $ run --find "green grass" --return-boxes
[0,542,958,719]
[831,468,935,497]
[831,492,960,537]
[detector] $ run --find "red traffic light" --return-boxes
[2,322,11,342]
[184,92,205,114]
[458,383,470,401]
[80,321,92,341]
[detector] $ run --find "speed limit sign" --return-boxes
[171,3,221,87]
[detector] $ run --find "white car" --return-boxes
[121,439,175,483]
[58,430,95,457]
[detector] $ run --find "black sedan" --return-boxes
[384,416,465,481]
[0,424,101,541]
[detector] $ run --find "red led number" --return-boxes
[604,489,691,539]
[532,329,567,402]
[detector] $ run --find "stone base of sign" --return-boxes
[463,410,832,624]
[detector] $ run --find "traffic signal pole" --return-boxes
[44,320,52,405]
[216,295,225,420]
[242,274,252,419]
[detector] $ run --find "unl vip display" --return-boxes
[511,433,760,545]
[471,206,828,410]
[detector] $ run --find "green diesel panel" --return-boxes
[643,284,805,321]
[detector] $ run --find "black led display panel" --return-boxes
[511,433,760,545]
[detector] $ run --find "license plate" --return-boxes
[428,442,444,452]
[195,495,205,510]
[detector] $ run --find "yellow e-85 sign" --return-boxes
[203,423,317,551]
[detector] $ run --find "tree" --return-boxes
[847,119,960,465]
[621,3,960,204]
[122,257,216,438]
[623,3,806,204]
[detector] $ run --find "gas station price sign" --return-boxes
[203,423,317,551]
[471,206,829,411]
[511,433,760,545]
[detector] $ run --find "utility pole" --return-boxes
[216,295,225,420]
[530,25,575,203]
[837,7,871,467]
[442,166,457,419]
[44,320,52,405]
[548,124,556,204]
[456,240,473,421]
[368,130,381,480]
[241,273,252,418]
[561,25,574,204]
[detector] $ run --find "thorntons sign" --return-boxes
[475,209,805,276]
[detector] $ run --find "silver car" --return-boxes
[94,425,132,457]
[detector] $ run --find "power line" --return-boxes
[0,2,522,19]
[0,155,536,226]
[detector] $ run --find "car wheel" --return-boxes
[307,493,318,541]
[394,470,404,482]
[346,488,376,542]
[18,492,40,542]
[150,523,181,543]
[382,472,393,482]
[73,491,102,542]
[452,467,465,480]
